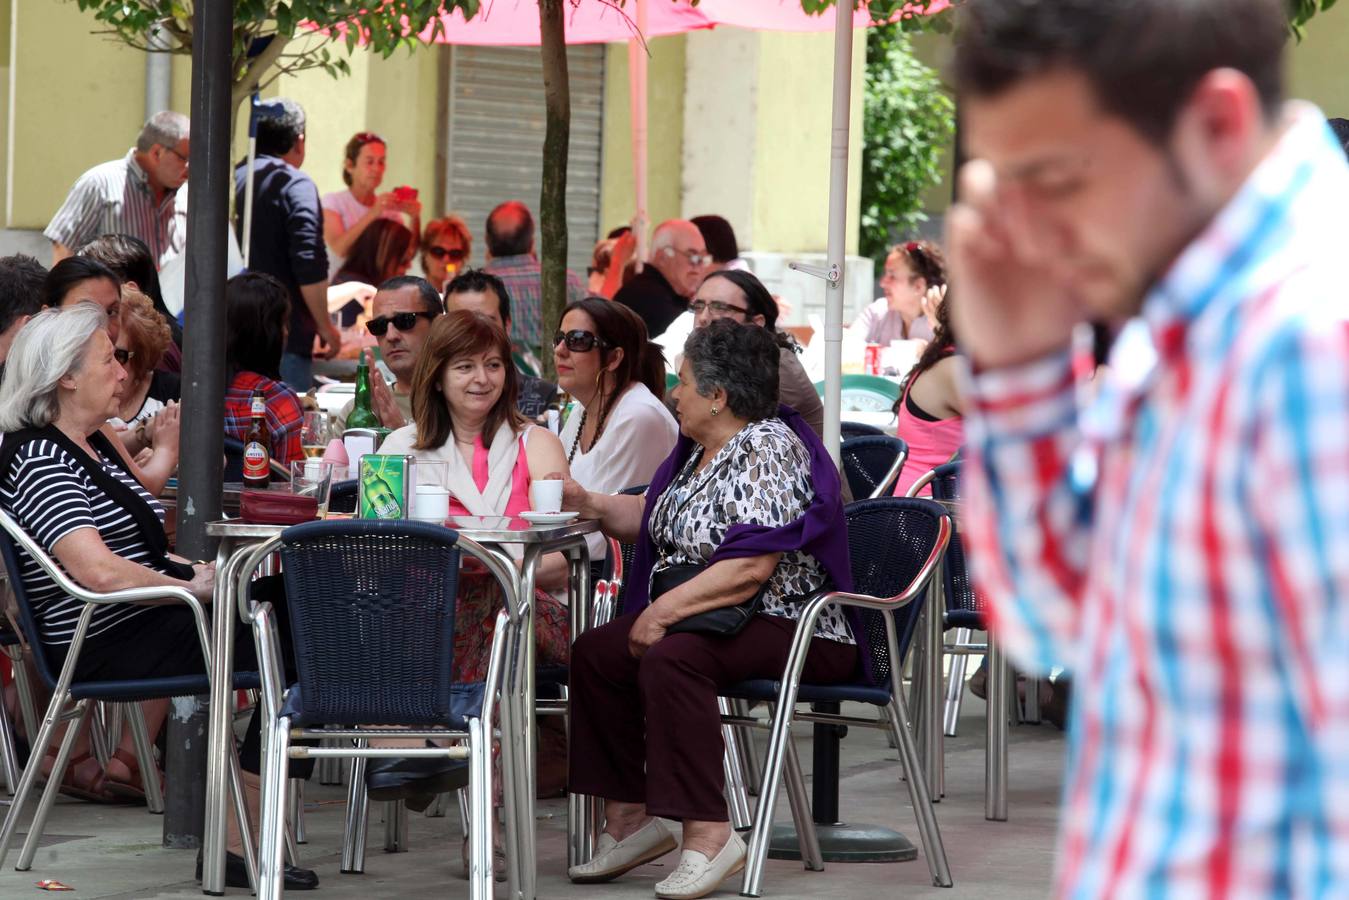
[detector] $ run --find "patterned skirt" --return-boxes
[452,572,571,684]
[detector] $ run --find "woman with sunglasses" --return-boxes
[322,131,422,271]
[543,298,677,588]
[850,239,945,345]
[109,288,179,436]
[420,215,473,294]
[222,273,305,467]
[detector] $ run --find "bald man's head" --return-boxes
[648,220,710,299]
[485,201,535,258]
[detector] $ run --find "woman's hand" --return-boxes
[148,401,181,456]
[921,282,947,324]
[188,562,216,602]
[628,604,669,658]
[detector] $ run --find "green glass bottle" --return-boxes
[346,357,380,430]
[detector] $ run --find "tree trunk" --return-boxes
[538,0,569,381]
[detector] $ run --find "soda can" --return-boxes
[864,343,881,375]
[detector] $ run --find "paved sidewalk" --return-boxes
[0,696,1065,898]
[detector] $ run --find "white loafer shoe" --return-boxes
[568,818,678,884]
[654,831,747,900]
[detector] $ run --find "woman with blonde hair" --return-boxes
[420,215,472,294]
[110,288,179,431]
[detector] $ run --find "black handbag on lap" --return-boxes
[650,563,767,637]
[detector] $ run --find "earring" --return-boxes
[710,406,720,416]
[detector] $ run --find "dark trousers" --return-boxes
[569,611,858,822]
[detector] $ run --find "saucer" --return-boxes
[519,510,579,524]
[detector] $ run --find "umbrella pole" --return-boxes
[821,0,853,468]
[242,92,260,269]
[627,0,649,271]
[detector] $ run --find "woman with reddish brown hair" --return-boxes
[851,239,946,345]
[322,131,421,267]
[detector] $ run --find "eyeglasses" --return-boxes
[425,246,468,262]
[113,348,135,365]
[161,145,189,164]
[553,329,610,353]
[688,299,750,317]
[367,310,437,337]
[662,247,712,268]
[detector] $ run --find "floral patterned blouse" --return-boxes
[647,418,854,644]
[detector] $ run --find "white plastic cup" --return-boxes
[529,478,563,513]
[412,485,451,522]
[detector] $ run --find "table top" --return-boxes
[207,515,598,544]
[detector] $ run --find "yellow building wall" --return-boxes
[1288,1,1349,118]
[751,29,865,255]
[7,0,165,229]
[599,35,687,237]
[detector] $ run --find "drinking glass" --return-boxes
[290,460,341,518]
[300,411,332,460]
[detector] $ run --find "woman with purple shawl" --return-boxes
[563,320,858,900]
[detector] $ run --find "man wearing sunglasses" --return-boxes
[338,275,442,429]
[613,219,710,340]
[444,268,559,419]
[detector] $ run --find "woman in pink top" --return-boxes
[379,310,571,682]
[893,285,963,497]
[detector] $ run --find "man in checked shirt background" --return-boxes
[948,0,1349,896]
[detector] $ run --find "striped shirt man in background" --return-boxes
[44,111,190,270]
[948,0,1349,896]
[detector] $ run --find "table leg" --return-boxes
[202,538,242,896]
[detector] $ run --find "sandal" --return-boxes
[103,748,154,802]
[43,749,120,804]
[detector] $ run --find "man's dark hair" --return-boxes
[42,256,120,309]
[225,272,291,381]
[1329,118,1349,160]
[485,201,534,258]
[378,275,444,316]
[953,0,1287,144]
[445,268,513,325]
[691,215,740,264]
[255,98,306,157]
[0,254,47,335]
[78,233,182,347]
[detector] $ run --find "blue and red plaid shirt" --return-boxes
[224,371,304,467]
[963,106,1349,897]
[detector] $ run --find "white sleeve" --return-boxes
[585,401,677,496]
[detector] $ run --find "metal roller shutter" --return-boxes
[445,44,605,275]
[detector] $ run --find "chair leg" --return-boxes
[730,698,763,795]
[10,699,88,871]
[782,736,823,872]
[1020,675,1041,724]
[340,744,370,873]
[739,696,798,898]
[886,693,953,887]
[0,686,20,795]
[943,630,973,737]
[88,701,111,767]
[383,799,409,852]
[719,698,753,831]
[125,702,164,814]
[468,717,493,900]
[424,791,449,818]
[257,715,291,900]
[290,777,307,842]
[227,745,260,890]
[3,645,39,744]
[985,638,1009,822]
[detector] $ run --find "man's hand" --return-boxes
[946,159,1080,370]
[628,603,669,658]
[364,349,407,428]
[147,401,181,456]
[316,320,343,361]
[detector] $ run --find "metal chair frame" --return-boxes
[238,523,516,900]
[907,462,1010,821]
[724,498,955,896]
[0,509,254,875]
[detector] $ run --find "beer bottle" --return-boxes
[242,391,272,488]
[347,356,381,430]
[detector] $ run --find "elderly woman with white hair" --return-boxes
[0,303,318,891]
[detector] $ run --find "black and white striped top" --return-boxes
[43,150,187,269]
[0,438,167,646]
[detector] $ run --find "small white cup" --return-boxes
[529,478,563,514]
[412,485,451,522]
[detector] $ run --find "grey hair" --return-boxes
[136,111,190,153]
[0,304,109,432]
[683,318,780,422]
[650,219,698,255]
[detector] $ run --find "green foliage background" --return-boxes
[859,26,954,265]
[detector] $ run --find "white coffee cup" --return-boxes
[412,485,451,522]
[529,478,563,514]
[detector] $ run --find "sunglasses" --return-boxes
[425,246,468,262]
[367,310,437,337]
[114,348,135,365]
[553,329,610,353]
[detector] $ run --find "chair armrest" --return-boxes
[248,600,290,723]
[455,536,524,625]
[234,535,285,623]
[873,446,909,499]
